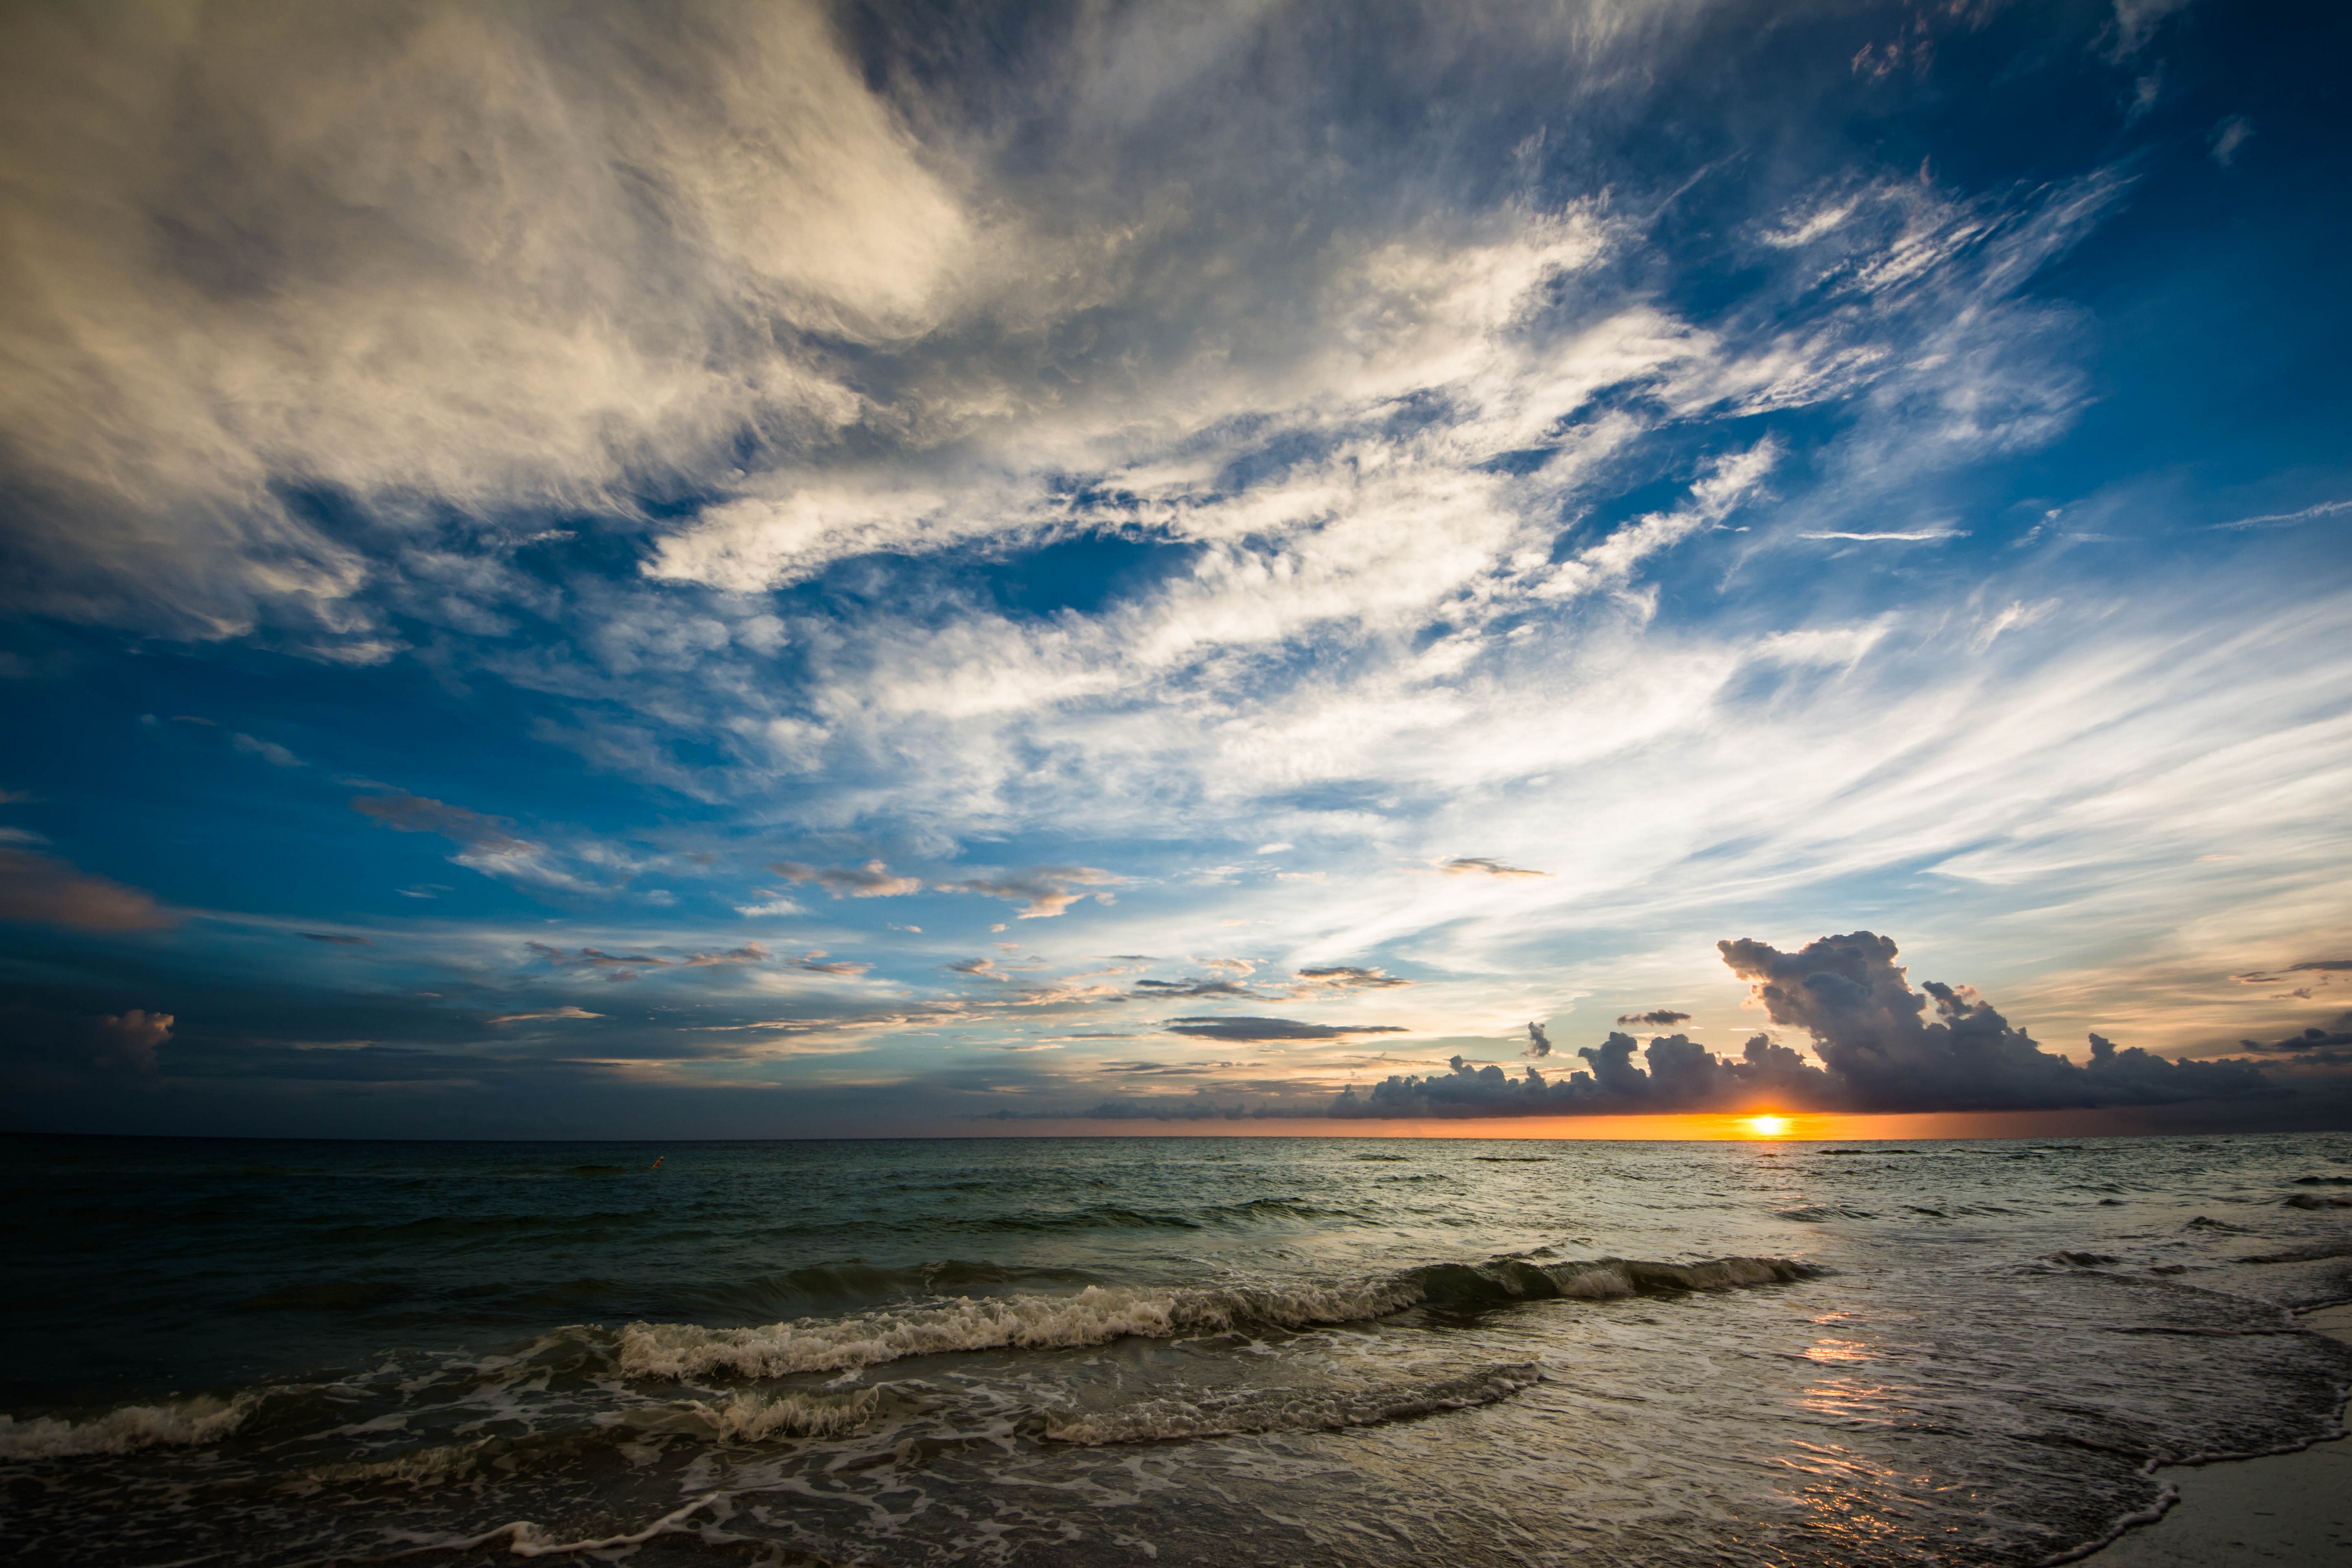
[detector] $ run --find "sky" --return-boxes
[2,0,2350,1141]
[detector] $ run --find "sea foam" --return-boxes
[611,1255,1813,1380]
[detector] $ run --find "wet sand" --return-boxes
[2087,1302,2352,1566]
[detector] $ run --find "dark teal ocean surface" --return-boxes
[5,1132,2351,1566]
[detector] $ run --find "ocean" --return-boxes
[4,1132,2350,1567]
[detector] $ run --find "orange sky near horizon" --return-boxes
[959,1104,2344,1141]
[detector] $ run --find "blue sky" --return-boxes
[3,0,2348,1137]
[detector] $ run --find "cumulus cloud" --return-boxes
[1716,931,2271,1111]
[1616,1008,1692,1026]
[939,866,1118,920]
[1524,1021,1552,1058]
[0,847,176,931]
[1165,1016,1410,1042]
[767,860,922,898]
[1336,1033,1829,1118]
[1332,931,2280,1118]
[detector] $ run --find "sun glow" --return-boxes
[1745,1115,1790,1137]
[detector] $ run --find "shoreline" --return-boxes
[2074,1301,2352,1566]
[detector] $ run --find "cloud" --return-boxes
[1335,1034,1831,1118]
[1616,1009,1692,1026]
[489,1006,604,1024]
[736,897,808,917]
[1798,529,1966,542]
[2209,115,2254,168]
[679,943,767,967]
[767,860,922,898]
[354,793,528,851]
[939,866,1117,919]
[1333,931,2280,1119]
[1295,965,1412,990]
[2233,959,2352,984]
[1525,1021,1552,1058]
[89,1010,172,1074]
[1716,931,2271,1111]
[2212,499,2351,531]
[1436,857,1551,880]
[791,951,871,977]
[946,957,1009,980]
[2237,1014,2352,1055]
[299,932,370,945]
[352,793,595,892]
[0,1,968,642]
[1165,1015,1409,1042]
[1135,977,1259,998]
[231,733,303,767]
[0,847,176,931]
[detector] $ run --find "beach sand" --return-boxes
[2086,1302,2352,1566]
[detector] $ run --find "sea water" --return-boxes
[4,1132,2350,1566]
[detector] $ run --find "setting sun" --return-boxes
[1745,1115,1790,1137]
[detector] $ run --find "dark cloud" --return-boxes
[1135,977,1259,998]
[0,1004,175,1082]
[1165,1015,1410,1042]
[299,931,370,945]
[1297,965,1412,989]
[2238,1014,2352,1054]
[1525,1021,1551,1058]
[1335,1033,1828,1118]
[2233,960,2352,984]
[1333,931,2280,1118]
[0,847,177,931]
[1437,857,1549,879]
[1616,1008,1691,1026]
[937,866,1117,919]
[1716,931,2271,1111]
[768,859,921,898]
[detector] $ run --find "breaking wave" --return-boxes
[0,1392,264,1459]
[612,1253,1818,1380]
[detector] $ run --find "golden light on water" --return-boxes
[1745,1115,1790,1137]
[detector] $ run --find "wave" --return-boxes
[0,1392,263,1459]
[612,1253,1819,1380]
[296,1388,884,1490]
[1037,1361,1541,1445]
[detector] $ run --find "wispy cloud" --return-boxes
[2213,499,2351,531]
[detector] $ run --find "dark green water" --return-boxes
[5,1133,2351,1566]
